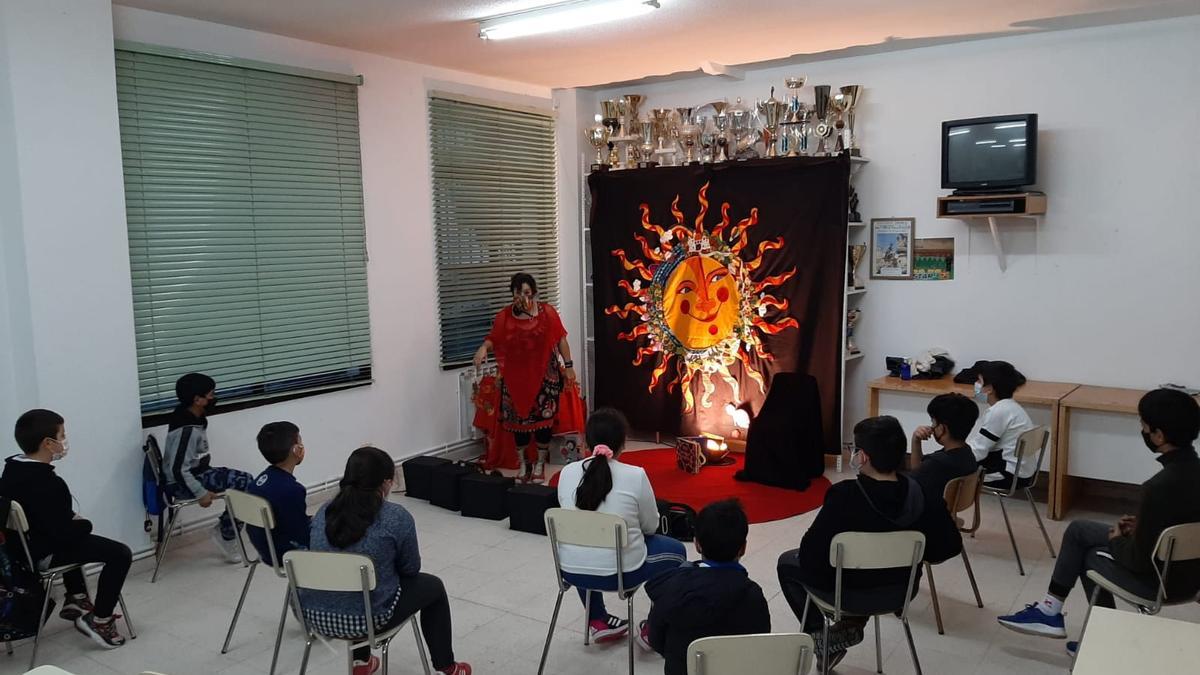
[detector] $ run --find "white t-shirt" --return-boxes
[555,457,660,575]
[969,398,1036,479]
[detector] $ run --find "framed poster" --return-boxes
[914,237,955,280]
[870,218,914,279]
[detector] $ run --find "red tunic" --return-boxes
[487,302,567,432]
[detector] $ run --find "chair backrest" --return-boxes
[282,550,377,592]
[1155,522,1200,563]
[687,633,814,675]
[224,489,276,530]
[829,531,925,570]
[1011,426,1050,488]
[143,434,166,485]
[544,508,629,548]
[943,469,983,515]
[5,499,30,533]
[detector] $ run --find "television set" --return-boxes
[941,114,1037,193]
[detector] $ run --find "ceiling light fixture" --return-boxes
[479,0,661,40]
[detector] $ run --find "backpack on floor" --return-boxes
[0,498,54,641]
[656,499,697,542]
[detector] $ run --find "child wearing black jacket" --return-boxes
[777,416,962,670]
[0,409,131,649]
[644,499,770,675]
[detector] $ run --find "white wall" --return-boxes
[0,1,559,551]
[570,17,1200,482]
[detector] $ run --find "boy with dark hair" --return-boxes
[0,409,131,648]
[968,361,1036,488]
[777,416,962,670]
[999,389,1200,657]
[643,499,770,675]
[246,421,310,564]
[161,372,253,562]
[909,392,981,498]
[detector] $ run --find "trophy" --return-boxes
[585,120,611,171]
[831,92,850,154]
[728,98,752,159]
[780,77,806,156]
[838,85,863,156]
[619,94,645,168]
[848,244,866,288]
[622,94,645,135]
[848,185,862,223]
[846,308,862,354]
[600,100,621,166]
[710,100,731,161]
[812,85,834,155]
[756,89,788,158]
[638,119,658,168]
[676,107,700,164]
[651,108,677,166]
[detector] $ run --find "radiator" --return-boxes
[459,364,497,440]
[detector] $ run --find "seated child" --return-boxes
[0,409,131,648]
[909,392,981,499]
[968,361,1036,488]
[246,421,310,565]
[644,499,770,675]
[161,372,253,562]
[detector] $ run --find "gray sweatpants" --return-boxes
[1050,520,1157,608]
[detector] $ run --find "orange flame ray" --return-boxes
[617,279,647,298]
[617,324,650,341]
[639,204,670,244]
[699,374,718,410]
[633,234,663,262]
[752,268,797,293]
[632,346,657,367]
[694,182,710,233]
[745,237,784,273]
[612,249,654,280]
[751,316,800,334]
[735,352,768,393]
[648,357,670,391]
[711,202,733,240]
[604,303,643,319]
[670,195,685,226]
[757,294,790,312]
[730,208,760,254]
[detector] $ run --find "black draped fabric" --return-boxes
[589,157,848,452]
[736,372,826,489]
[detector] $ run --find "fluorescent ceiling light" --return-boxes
[479,0,661,40]
[1012,143,1026,147]
[1010,138,1026,143]
[974,139,997,145]
[947,128,971,136]
[991,144,1006,148]
[994,122,1026,129]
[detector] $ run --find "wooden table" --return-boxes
[1052,385,1149,519]
[1073,607,1200,673]
[867,376,1080,518]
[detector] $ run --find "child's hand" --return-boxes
[912,426,934,442]
[198,492,215,508]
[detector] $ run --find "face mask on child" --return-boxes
[51,437,70,462]
[974,381,988,403]
[850,449,865,473]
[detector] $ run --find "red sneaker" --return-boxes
[589,615,630,643]
[352,655,379,675]
[439,663,471,675]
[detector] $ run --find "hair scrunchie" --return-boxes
[592,444,614,458]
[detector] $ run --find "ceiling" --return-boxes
[113,0,1200,88]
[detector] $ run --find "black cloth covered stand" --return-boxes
[735,372,825,490]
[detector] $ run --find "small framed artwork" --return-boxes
[870,218,914,279]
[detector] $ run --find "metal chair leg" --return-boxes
[1026,488,1057,558]
[28,577,54,670]
[874,614,883,673]
[118,594,137,638]
[1071,586,1103,673]
[222,561,258,653]
[821,615,831,674]
[925,562,944,635]
[412,618,432,675]
[346,644,355,674]
[800,593,811,629]
[381,637,391,675]
[582,590,592,646]
[538,590,565,675]
[627,594,635,675]
[902,617,922,675]
[298,637,314,675]
[152,505,182,583]
[270,588,295,675]
[997,495,1025,575]
[960,548,984,608]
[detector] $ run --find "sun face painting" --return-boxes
[605,181,799,413]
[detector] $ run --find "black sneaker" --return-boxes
[74,613,126,649]
[815,648,847,673]
[60,593,94,621]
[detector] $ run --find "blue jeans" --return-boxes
[169,466,253,539]
[561,534,687,621]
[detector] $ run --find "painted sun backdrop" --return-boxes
[605,182,800,413]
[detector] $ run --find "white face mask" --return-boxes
[973,381,988,403]
[51,437,69,462]
[850,449,865,473]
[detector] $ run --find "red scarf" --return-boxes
[487,302,566,416]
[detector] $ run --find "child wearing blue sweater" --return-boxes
[303,447,470,675]
[246,421,311,565]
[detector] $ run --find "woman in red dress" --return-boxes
[473,273,577,482]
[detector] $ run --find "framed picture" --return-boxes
[914,237,955,280]
[870,218,914,279]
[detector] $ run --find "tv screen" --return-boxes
[941,114,1037,191]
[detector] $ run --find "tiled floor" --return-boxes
[6,459,1198,675]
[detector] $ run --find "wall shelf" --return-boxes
[846,287,867,296]
[937,192,1046,272]
[844,352,865,362]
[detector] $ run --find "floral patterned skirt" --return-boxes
[499,353,563,432]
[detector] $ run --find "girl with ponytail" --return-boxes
[305,447,471,675]
[554,408,687,644]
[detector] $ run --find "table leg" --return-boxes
[1052,406,1072,520]
[868,386,880,417]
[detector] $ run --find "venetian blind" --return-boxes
[429,94,558,367]
[116,49,371,414]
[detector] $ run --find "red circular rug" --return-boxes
[551,448,830,524]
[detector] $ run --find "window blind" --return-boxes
[116,49,371,414]
[428,94,558,368]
